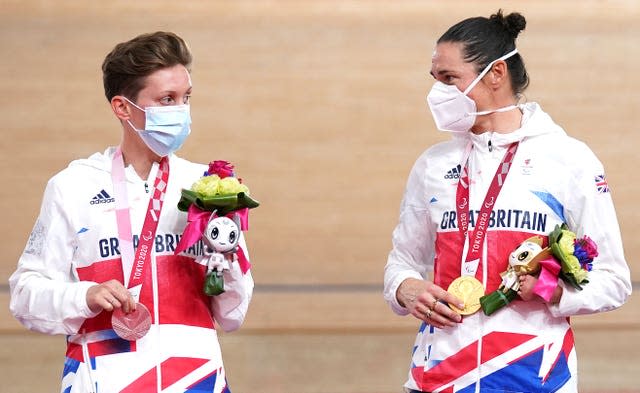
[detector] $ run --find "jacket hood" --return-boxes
[68,147,117,173]
[67,147,175,182]
[452,102,566,150]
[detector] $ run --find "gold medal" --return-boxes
[447,276,485,315]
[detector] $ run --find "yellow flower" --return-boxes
[191,175,221,197]
[218,177,250,195]
[557,229,588,281]
[558,229,576,256]
[190,174,250,198]
[572,267,589,283]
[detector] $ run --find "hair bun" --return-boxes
[491,9,526,39]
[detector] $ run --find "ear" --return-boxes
[111,96,133,121]
[488,60,508,87]
[232,213,241,230]
[207,210,219,225]
[524,236,544,246]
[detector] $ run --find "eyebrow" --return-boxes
[159,87,192,95]
[431,68,455,78]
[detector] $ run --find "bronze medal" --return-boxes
[111,303,152,341]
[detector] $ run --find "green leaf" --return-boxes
[178,189,260,216]
[559,270,585,290]
[549,224,563,245]
[480,289,518,316]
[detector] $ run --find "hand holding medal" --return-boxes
[86,279,151,341]
[86,279,137,315]
[398,276,483,322]
[397,278,464,328]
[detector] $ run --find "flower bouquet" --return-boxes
[177,160,259,216]
[479,223,597,316]
[548,223,596,290]
[174,160,259,295]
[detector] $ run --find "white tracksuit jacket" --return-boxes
[10,147,254,393]
[384,102,631,393]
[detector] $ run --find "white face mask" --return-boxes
[426,48,519,132]
[124,97,192,157]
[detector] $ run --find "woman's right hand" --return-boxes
[396,278,463,328]
[86,279,136,314]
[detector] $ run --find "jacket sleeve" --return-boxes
[9,178,99,335]
[383,156,436,315]
[548,142,632,317]
[210,234,254,332]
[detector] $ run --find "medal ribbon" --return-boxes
[112,148,169,302]
[455,141,519,277]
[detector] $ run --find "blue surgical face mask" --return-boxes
[124,97,192,157]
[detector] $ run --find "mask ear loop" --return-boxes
[121,96,146,133]
[462,48,519,95]
[472,104,519,117]
[121,96,146,113]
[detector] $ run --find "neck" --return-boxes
[470,106,522,135]
[120,129,162,179]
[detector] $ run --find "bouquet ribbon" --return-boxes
[174,204,251,273]
[175,205,212,255]
[533,257,562,302]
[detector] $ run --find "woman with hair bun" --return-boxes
[384,10,630,393]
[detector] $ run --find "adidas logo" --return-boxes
[444,165,462,180]
[90,189,115,205]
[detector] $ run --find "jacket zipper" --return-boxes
[81,330,97,393]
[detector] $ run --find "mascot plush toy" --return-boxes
[202,213,241,296]
[480,236,551,316]
[480,224,597,316]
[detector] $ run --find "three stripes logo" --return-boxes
[444,164,462,180]
[90,189,115,205]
